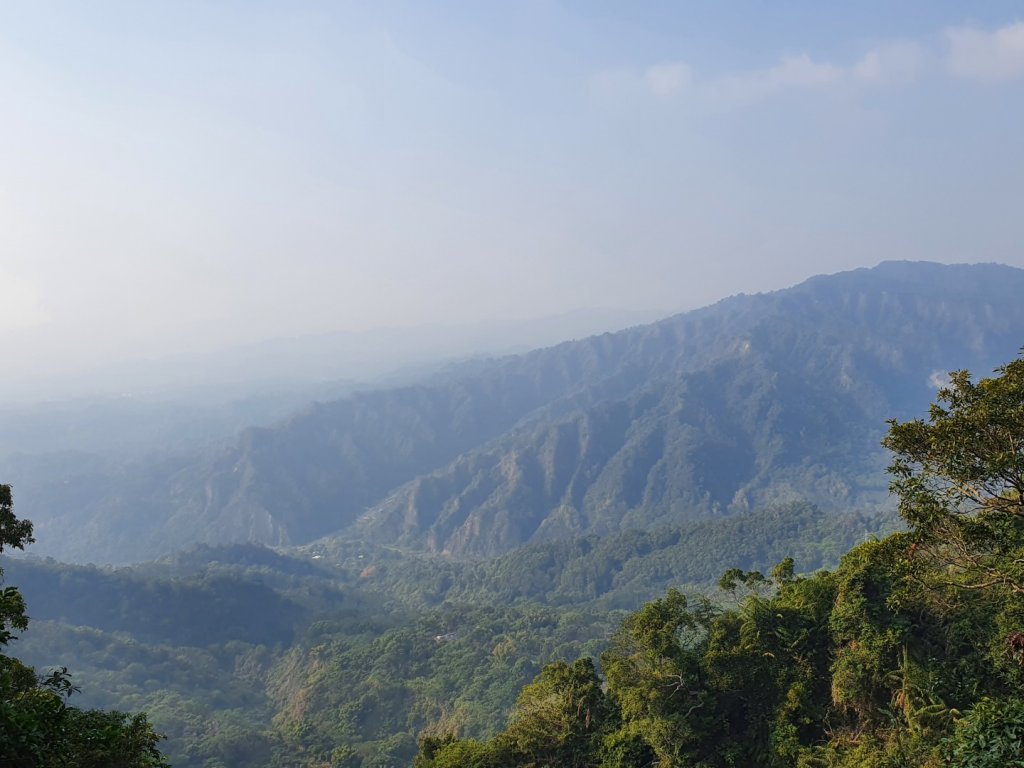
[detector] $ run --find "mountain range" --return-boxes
[7,260,1024,564]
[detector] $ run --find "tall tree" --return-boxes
[884,356,1024,595]
[0,483,32,647]
[601,589,719,766]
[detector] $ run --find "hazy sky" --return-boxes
[2,1,1023,382]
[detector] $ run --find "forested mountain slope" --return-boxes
[7,501,884,767]
[9,261,1024,563]
[416,355,1024,768]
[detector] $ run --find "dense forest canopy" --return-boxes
[6,499,880,767]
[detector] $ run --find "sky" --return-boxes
[1,1,1023,386]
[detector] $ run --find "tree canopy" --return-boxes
[0,483,168,768]
[884,357,1024,595]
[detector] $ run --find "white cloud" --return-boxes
[761,53,844,89]
[708,53,843,103]
[928,370,951,390]
[852,40,925,86]
[643,61,691,97]
[695,42,923,105]
[946,21,1024,81]
[592,21,1023,108]
[0,270,49,334]
[589,61,691,100]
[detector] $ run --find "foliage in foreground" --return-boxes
[0,483,168,767]
[416,357,1024,768]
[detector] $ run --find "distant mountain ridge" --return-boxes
[352,261,1024,555]
[11,261,1024,563]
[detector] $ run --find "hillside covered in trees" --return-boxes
[7,499,880,766]
[416,357,1024,768]
[5,354,1024,766]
